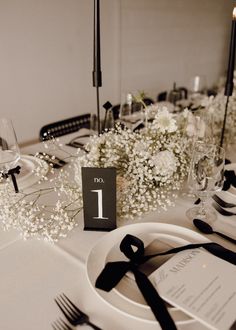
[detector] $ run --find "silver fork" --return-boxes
[55,293,101,330]
[212,202,236,216]
[212,194,236,208]
[52,318,73,330]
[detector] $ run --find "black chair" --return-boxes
[39,113,91,141]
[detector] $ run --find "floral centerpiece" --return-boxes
[0,107,190,241]
[0,153,83,241]
[74,108,189,219]
[203,91,236,146]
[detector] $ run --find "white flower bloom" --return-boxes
[151,150,177,176]
[133,141,147,153]
[183,108,190,118]
[195,116,206,138]
[186,123,196,137]
[153,107,177,133]
[0,119,189,239]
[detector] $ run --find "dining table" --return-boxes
[0,131,236,330]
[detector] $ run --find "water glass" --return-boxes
[0,118,20,174]
[186,142,225,223]
[119,92,144,130]
[189,75,207,99]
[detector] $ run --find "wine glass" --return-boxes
[189,75,207,97]
[0,118,20,174]
[119,91,144,130]
[186,141,225,223]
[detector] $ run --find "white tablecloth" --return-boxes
[0,133,236,330]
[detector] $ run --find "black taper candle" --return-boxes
[224,8,236,97]
[93,0,102,134]
[220,7,236,147]
[93,0,102,87]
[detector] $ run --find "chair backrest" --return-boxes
[39,113,91,141]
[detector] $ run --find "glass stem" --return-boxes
[198,196,207,218]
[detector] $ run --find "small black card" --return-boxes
[81,167,116,231]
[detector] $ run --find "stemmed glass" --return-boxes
[186,141,225,223]
[119,92,144,130]
[0,118,21,191]
[189,75,207,98]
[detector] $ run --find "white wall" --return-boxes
[0,0,234,143]
[0,0,120,143]
[120,0,235,98]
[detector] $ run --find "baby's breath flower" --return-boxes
[0,107,190,239]
[74,111,189,220]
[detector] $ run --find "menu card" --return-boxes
[149,248,236,330]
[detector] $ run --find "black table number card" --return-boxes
[81,167,116,231]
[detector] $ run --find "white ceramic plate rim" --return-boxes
[18,155,49,189]
[107,233,191,309]
[86,222,210,326]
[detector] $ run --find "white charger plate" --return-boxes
[106,233,190,309]
[86,222,210,327]
[0,155,49,190]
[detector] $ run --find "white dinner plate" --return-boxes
[106,233,190,309]
[0,155,49,190]
[86,222,210,327]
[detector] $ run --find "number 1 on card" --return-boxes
[91,189,108,220]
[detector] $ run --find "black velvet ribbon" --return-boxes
[95,234,236,330]
[223,169,236,191]
[2,166,21,193]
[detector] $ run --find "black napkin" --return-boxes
[96,234,236,330]
[223,170,236,191]
[2,166,21,193]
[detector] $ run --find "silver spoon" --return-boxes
[193,218,236,245]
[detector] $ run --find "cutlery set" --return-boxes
[192,194,236,244]
[52,318,72,330]
[193,218,236,244]
[194,194,236,216]
[66,134,90,151]
[34,152,68,169]
[212,194,236,208]
[211,194,236,216]
[53,293,101,330]
[212,201,236,216]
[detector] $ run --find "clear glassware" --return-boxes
[193,108,214,144]
[189,75,207,98]
[186,142,225,223]
[0,118,20,174]
[119,91,144,130]
[105,109,115,130]
[188,75,207,110]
